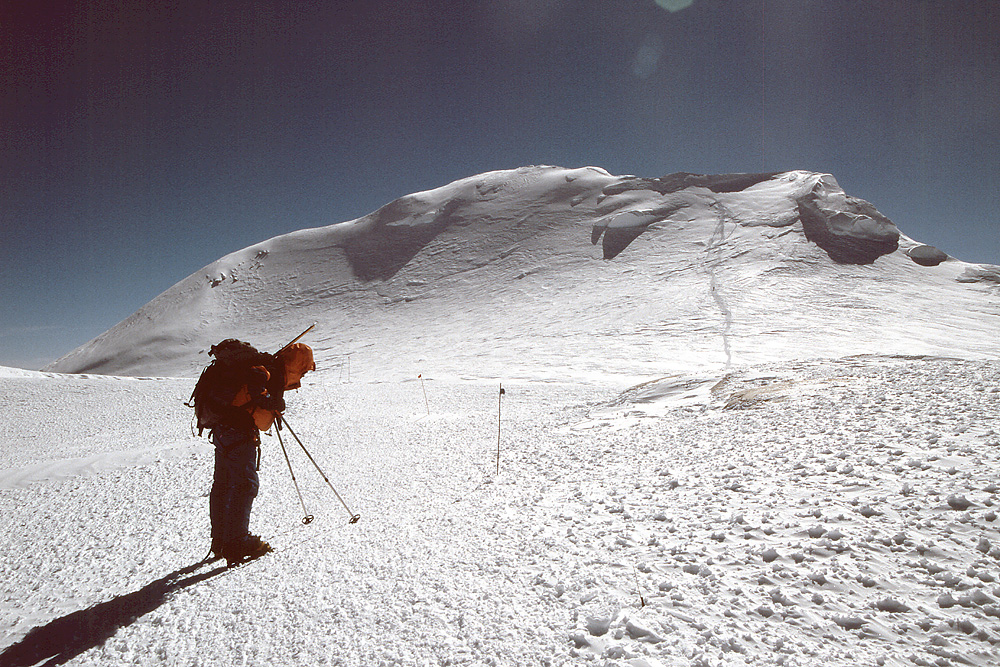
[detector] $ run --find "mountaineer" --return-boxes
[189,336,315,566]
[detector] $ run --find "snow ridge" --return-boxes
[43,165,999,380]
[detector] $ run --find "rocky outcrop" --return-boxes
[907,245,949,267]
[797,188,900,265]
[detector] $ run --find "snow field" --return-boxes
[1,356,999,666]
[550,357,1000,666]
[1,373,602,666]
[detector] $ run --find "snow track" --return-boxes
[2,358,1000,666]
[703,200,737,369]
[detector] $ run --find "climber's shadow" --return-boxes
[0,560,226,667]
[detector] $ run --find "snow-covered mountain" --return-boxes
[44,166,1000,380]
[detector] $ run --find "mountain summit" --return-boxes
[45,166,1000,379]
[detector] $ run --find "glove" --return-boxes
[255,395,285,412]
[248,367,269,384]
[246,367,270,397]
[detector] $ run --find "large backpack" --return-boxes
[188,339,276,435]
[188,338,317,435]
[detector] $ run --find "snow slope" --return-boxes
[2,358,1000,666]
[7,166,1000,666]
[43,166,1000,380]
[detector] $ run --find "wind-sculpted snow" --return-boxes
[43,165,1000,378]
[591,170,900,263]
[3,357,1000,666]
[959,265,1000,287]
[599,171,782,197]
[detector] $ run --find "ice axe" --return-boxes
[276,322,316,355]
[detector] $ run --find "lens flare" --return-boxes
[655,0,694,12]
[632,33,664,79]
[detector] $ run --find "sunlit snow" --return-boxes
[3,167,1000,666]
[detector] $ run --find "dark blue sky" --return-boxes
[2,0,998,370]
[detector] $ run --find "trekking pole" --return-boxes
[276,424,314,525]
[279,415,361,524]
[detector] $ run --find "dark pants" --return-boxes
[210,426,260,549]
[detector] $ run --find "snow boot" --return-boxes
[224,534,272,568]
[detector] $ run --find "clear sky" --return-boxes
[2,0,998,370]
